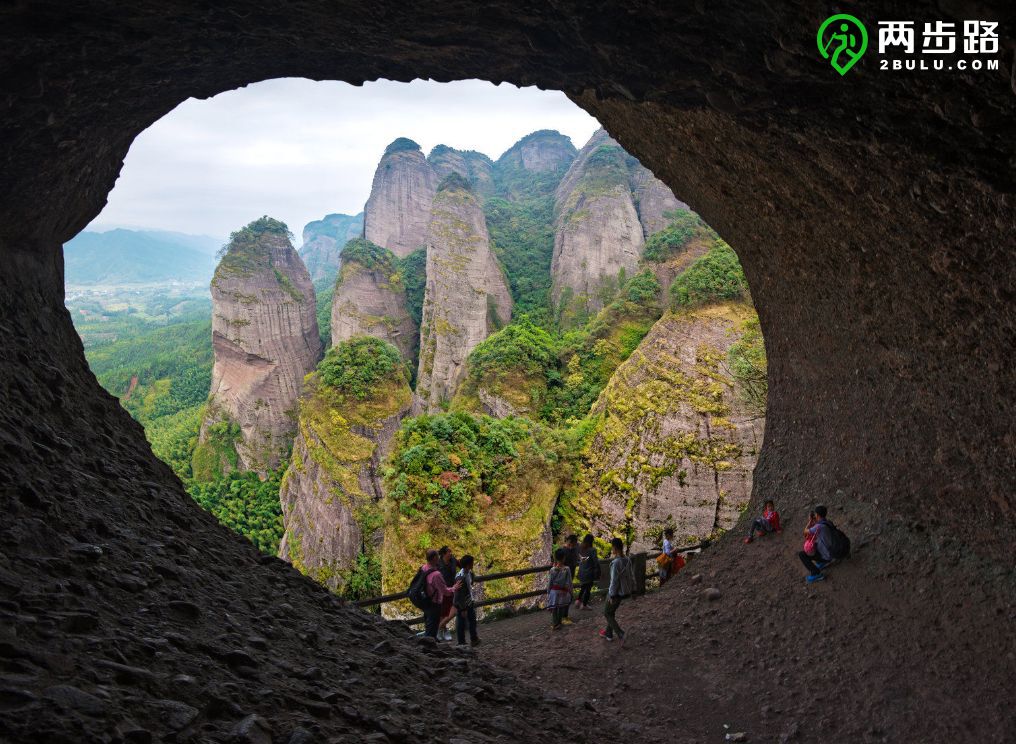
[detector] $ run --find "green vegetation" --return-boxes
[384,137,421,155]
[318,336,405,400]
[438,172,472,193]
[215,216,292,277]
[728,313,767,417]
[340,238,398,273]
[670,240,749,308]
[484,196,556,323]
[399,249,427,327]
[190,469,285,554]
[382,411,566,615]
[642,209,712,262]
[314,278,334,348]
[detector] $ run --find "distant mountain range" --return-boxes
[64,229,222,285]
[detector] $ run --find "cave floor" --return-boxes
[477,525,1016,743]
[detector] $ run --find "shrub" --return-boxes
[466,318,557,382]
[188,469,284,555]
[728,313,767,417]
[642,209,710,262]
[384,137,421,155]
[317,337,404,400]
[340,238,396,274]
[215,216,294,277]
[670,240,749,308]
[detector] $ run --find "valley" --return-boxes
[69,128,765,611]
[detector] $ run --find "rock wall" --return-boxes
[428,145,494,202]
[197,221,321,474]
[630,167,688,238]
[551,129,645,323]
[495,129,577,174]
[330,241,417,361]
[298,212,363,285]
[563,303,763,551]
[416,180,512,410]
[278,367,412,592]
[363,138,438,258]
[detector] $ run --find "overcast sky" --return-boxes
[88,78,601,240]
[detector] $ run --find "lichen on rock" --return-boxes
[278,337,413,595]
[196,217,321,476]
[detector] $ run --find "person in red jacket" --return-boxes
[744,499,782,543]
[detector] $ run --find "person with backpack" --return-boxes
[547,547,573,630]
[453,554,480,647]
[744,499,782,544]
[574,534,600,610]
[409,549,460,638]
[799,504,850,583]
[560,534,579,621]
[600,537,634,643]
[437,546,458,641]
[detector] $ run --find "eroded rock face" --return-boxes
[330,240,417,360]
[552,129,645,323]
[428,145,495,202]
[279,363,412,591]
[496,129,577,174]
[416,180,512,410]
[199,221,321,474]
[363,138,438,258]
[630,167,689,238]
[298,212,363,285]
[565,303,763,551]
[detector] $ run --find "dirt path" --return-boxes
[475,521,1016,743]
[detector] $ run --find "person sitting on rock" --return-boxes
[799,504,833,583]
[547,547,573,630]
[453,554,480,647]
[422,549,460,638]
[574,534,600,610]
[437,546,458,642]
[744,499,782,544]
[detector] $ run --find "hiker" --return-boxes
[414,549,460,638]
[799,504,850,583]
[437,546,458,641]
[656,527,686,584]
[560,534,579,620]
[454,554,480,647]
[574,534,600,610]
[547,547,573,630]
[744,499,782,544]
[600,537,634,643]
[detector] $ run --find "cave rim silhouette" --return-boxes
[1,4,1014,741]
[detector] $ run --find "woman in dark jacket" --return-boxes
[574,534,600,610]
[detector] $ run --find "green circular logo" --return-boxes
[817,14,868,76]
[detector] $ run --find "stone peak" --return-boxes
[383,137,423,156]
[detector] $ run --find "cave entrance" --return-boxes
[67,77,768,606]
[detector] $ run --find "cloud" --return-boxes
[89,78,601,240]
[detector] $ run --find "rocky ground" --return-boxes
[484,508,1016,744]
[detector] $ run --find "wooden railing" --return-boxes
[355,541,707,626]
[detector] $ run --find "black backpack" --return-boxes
[408,566,436,610]
[825,521,851,560]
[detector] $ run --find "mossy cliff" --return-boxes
[380,412,565,618]
[559,302,764,550]
[194,217,321,476]
[330,238,417,362]
[416,178,513,411]
[278,338,413,595]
